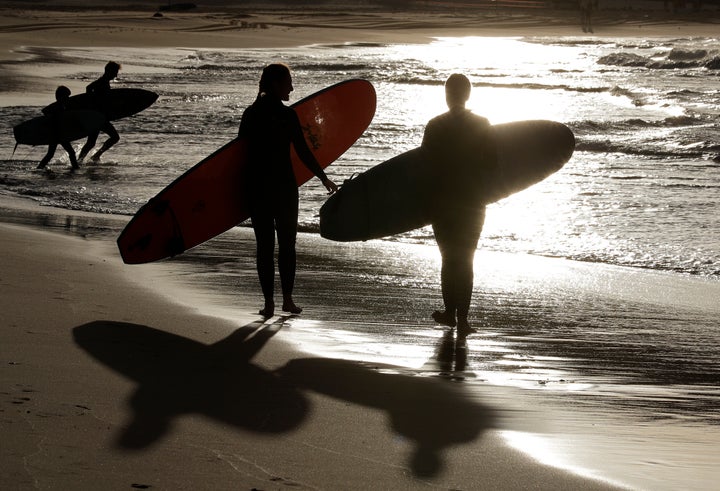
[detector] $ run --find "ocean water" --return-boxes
[1,36,719,277]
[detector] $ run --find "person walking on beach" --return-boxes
[422,73,497,337]
[38,85,79,171]
[78,61,121,162]
[579,0,596,33]
[239,63,338,318]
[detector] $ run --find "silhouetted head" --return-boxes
[104,61,121,79]
[445,73,471,110]
[258,63,293,102]
[55,85,71,102]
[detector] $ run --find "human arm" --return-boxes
[289,109,338,194]
[238,106,251,139]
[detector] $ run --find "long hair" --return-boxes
[258,63,291,98]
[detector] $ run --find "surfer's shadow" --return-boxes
[73,319,308,449]
[278,351,497,478]
[74,320,495,478]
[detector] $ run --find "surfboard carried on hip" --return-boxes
[320,120,575,242]
[68,88,158,121]
[117,79,376,264]
[13,110,106,146]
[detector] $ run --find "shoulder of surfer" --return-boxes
[86,78,110,94]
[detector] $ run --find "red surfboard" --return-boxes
[117,79,376,264]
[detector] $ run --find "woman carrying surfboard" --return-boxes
[239,63,339,318]
[422,73,497,337]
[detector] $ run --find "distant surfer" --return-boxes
[78,61,121,162]
[38,85,79,171]
[421,74,497,337]
[239,63,339,318]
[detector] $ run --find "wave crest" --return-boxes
[599,49,720,70]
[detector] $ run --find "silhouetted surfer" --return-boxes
[78,61,121,162]
[38,85,79,170]
[239,63,338,318]
[422,74,497,337]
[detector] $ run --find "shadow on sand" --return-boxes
[278,328,495,477]
[74,320,495,478]
[73,318,308,449]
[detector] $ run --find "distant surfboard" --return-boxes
[117,79,376,265]
[13,110,106,146]
[320,120,575,242]
[68,88,158,121]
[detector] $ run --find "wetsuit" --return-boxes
[421,108,497,320]
[39,99,78,169]
[238,94,328,302]
[79,76,119,159]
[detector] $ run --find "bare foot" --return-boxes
[282,300,303,315]
[259,302,274,318]
[456,319,477,337]
[432,310,456,328]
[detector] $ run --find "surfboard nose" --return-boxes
[553,121,576,167]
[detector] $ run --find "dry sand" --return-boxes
[2,2,719,489]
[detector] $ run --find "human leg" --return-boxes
[276,191,301,314]
[251,209,276,317]
[91,123,119,161]
[455,208,484,335]
[78,131,98,162]
[432,220,459,327]
[38,143,58,169]
[60,141,79,168]
[432,207,484,334]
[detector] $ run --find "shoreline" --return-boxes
[2,3,718,107]
[2,4,720,62]
[0,195,630,490]
[2,193,720,489]
[2,3,718,109]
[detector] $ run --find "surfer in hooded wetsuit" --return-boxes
[38,85,79,170]
[78,61,121,162]
[239,63,338,318]
[422,74,497,337]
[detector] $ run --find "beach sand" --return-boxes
[1,199,633,490]
[2,2,720,489]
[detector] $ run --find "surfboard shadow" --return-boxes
[73,319,308,450]
[277,345,496,478]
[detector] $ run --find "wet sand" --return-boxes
[2,194,719,489]
[1,195,631,489]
